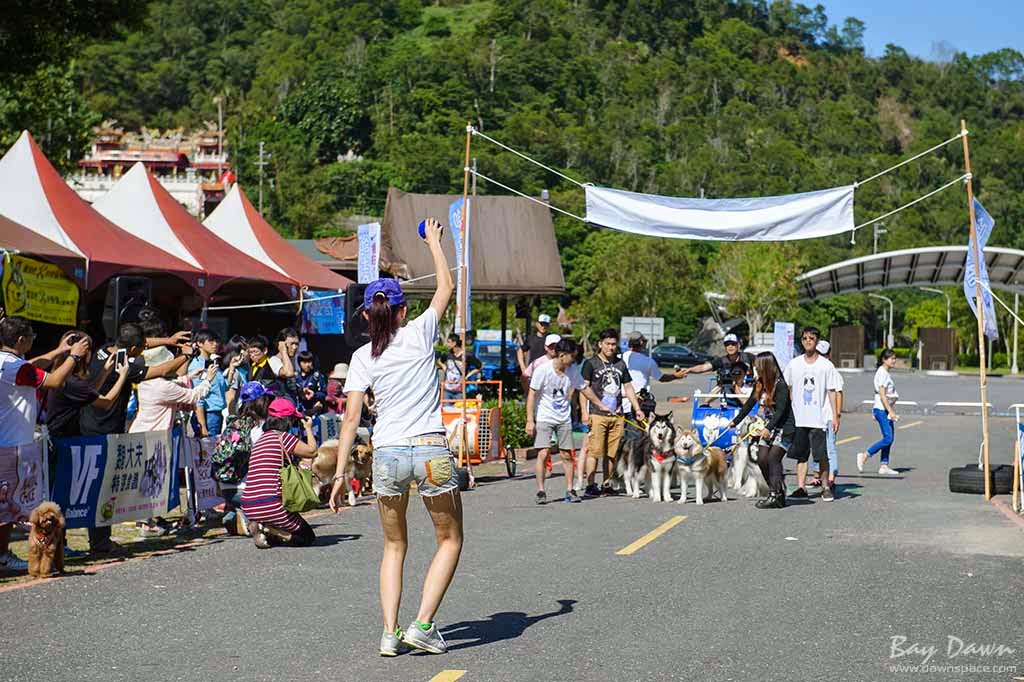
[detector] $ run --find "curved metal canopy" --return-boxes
[797,246,1024,301]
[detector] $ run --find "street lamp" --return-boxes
[918,287,951,327]
[873,223,888,254]
[868,293,895,348]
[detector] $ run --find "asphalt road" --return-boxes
[2,411,1023,682]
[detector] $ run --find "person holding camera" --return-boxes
[240,398,319,548]
[621,331,687,419]
[0,318,90,571]
[682,333,754,405]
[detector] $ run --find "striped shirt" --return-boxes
[241,430,302,531]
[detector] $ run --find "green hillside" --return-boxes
[4,0,1024,353]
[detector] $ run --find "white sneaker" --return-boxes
[855,452,867,473]
[877,464,900,476]
[0,551,28,571]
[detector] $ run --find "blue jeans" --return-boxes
[373,444,460,498]
[867,408,895,464]
[192,411,223,437]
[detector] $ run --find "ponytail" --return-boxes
[367,296,403,358]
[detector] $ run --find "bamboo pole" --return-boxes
[961,119,992,499]
[458,123,473,480]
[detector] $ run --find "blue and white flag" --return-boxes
[449,198,472,333]
[357,222,381,283]
[963,198,999,340]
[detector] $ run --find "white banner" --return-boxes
[182,436,221,512]
[0,441,46,524]
[773,321,795,369]
[449,198,472,333]
[585,185,855,241]
[97,431,174,526]
[357,222,381,283]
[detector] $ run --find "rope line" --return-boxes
[204,267,459,310]
[854,132,966,188]
[470,128,586,188]
[851,174,968,234]
[981,281,1024,328]
[469,169,586,222]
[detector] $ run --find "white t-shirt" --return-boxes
[523,354,551,379]
[268,355,296,376]
[821,364,844,422]
[344,308,444,448]
[872,366,898,411]
[530,362,585,425]
[621,350,662,414]
[0,351,46,447]
[783,354,839,429]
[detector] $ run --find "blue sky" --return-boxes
[816,1,1023,58]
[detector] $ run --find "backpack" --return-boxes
[211,415,256,484]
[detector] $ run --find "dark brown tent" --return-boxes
[381,188,565,296]
[0,213,86,287]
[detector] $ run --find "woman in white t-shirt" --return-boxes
[857,349,900,476]
[328,218,459,658]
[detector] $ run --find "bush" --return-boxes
[892,347,913,359]
[992,352,1008,368]
[493,399,530,449]
[959,353,979,366]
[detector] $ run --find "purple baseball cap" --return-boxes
[363,278,406,308]
[240,381,267,403]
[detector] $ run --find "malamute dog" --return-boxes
[728,417,770,498]
[673,428,729,505]
[617,413,676,501]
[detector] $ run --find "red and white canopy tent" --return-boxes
[0,131,203,291]
[203,184,351,292]
[92,163,298,299]
[0,213,87,287]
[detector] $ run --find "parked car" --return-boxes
[472,339,520,380]
[650,344,712,368]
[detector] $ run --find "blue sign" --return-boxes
[964,199,999,340]
[690,400,759,451]
[302,291,345,335]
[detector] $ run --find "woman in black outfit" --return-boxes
[728,352,795,509]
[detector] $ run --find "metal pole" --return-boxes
[458,124,473,480]
[961,119,992,499]
[217,95,224,179]
[257,141,265,214]
[869,293,894,348]
[1013,293,1019,375]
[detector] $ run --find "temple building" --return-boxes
[66,121,232,217]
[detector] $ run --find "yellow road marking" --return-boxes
[430,671,467,682]
[616,516,687,556]
[898,420,924,430]
[836,436,862,445]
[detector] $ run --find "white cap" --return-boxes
[545,333,562,347]
[723,333,740,345]
[816,340,831,355]
[538,313,552,324]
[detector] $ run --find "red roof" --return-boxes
[0,131,204,290]
[0,213,86,287]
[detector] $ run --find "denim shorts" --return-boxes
[372,445,460,498]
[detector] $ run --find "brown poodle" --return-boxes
[28,501,65,577]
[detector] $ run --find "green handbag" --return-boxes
[278,434,321,513]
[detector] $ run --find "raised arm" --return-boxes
[39,337,91,390]
[91,358,132,410]
[423,218,454,320]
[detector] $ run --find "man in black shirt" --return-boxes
[517,313,552,392]
[580,328,644,496]
[79,323,194,555]
[683,333,754,404]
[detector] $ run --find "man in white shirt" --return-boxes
[783,326,840,501]
[621,332,686,418]
[807,340,844,498]
[268,327,298,379]
[526,339,608,504]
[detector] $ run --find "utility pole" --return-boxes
[1013,293,1019,375]
[256,141,269,214]
[869,293,894,348]
[873,222,888,254]
[215,94,224,179]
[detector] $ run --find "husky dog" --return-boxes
[618,413,676,501]
[728,417,770,498]
[673,428,729,505]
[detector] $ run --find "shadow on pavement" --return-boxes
[313,533,362,546]
[439,598,577,651]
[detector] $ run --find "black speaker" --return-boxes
[344,283,369,346]
[102,276,152,340]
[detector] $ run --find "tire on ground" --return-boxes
[948,464,1013,495]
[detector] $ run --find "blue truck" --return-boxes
[472,338,519,380]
